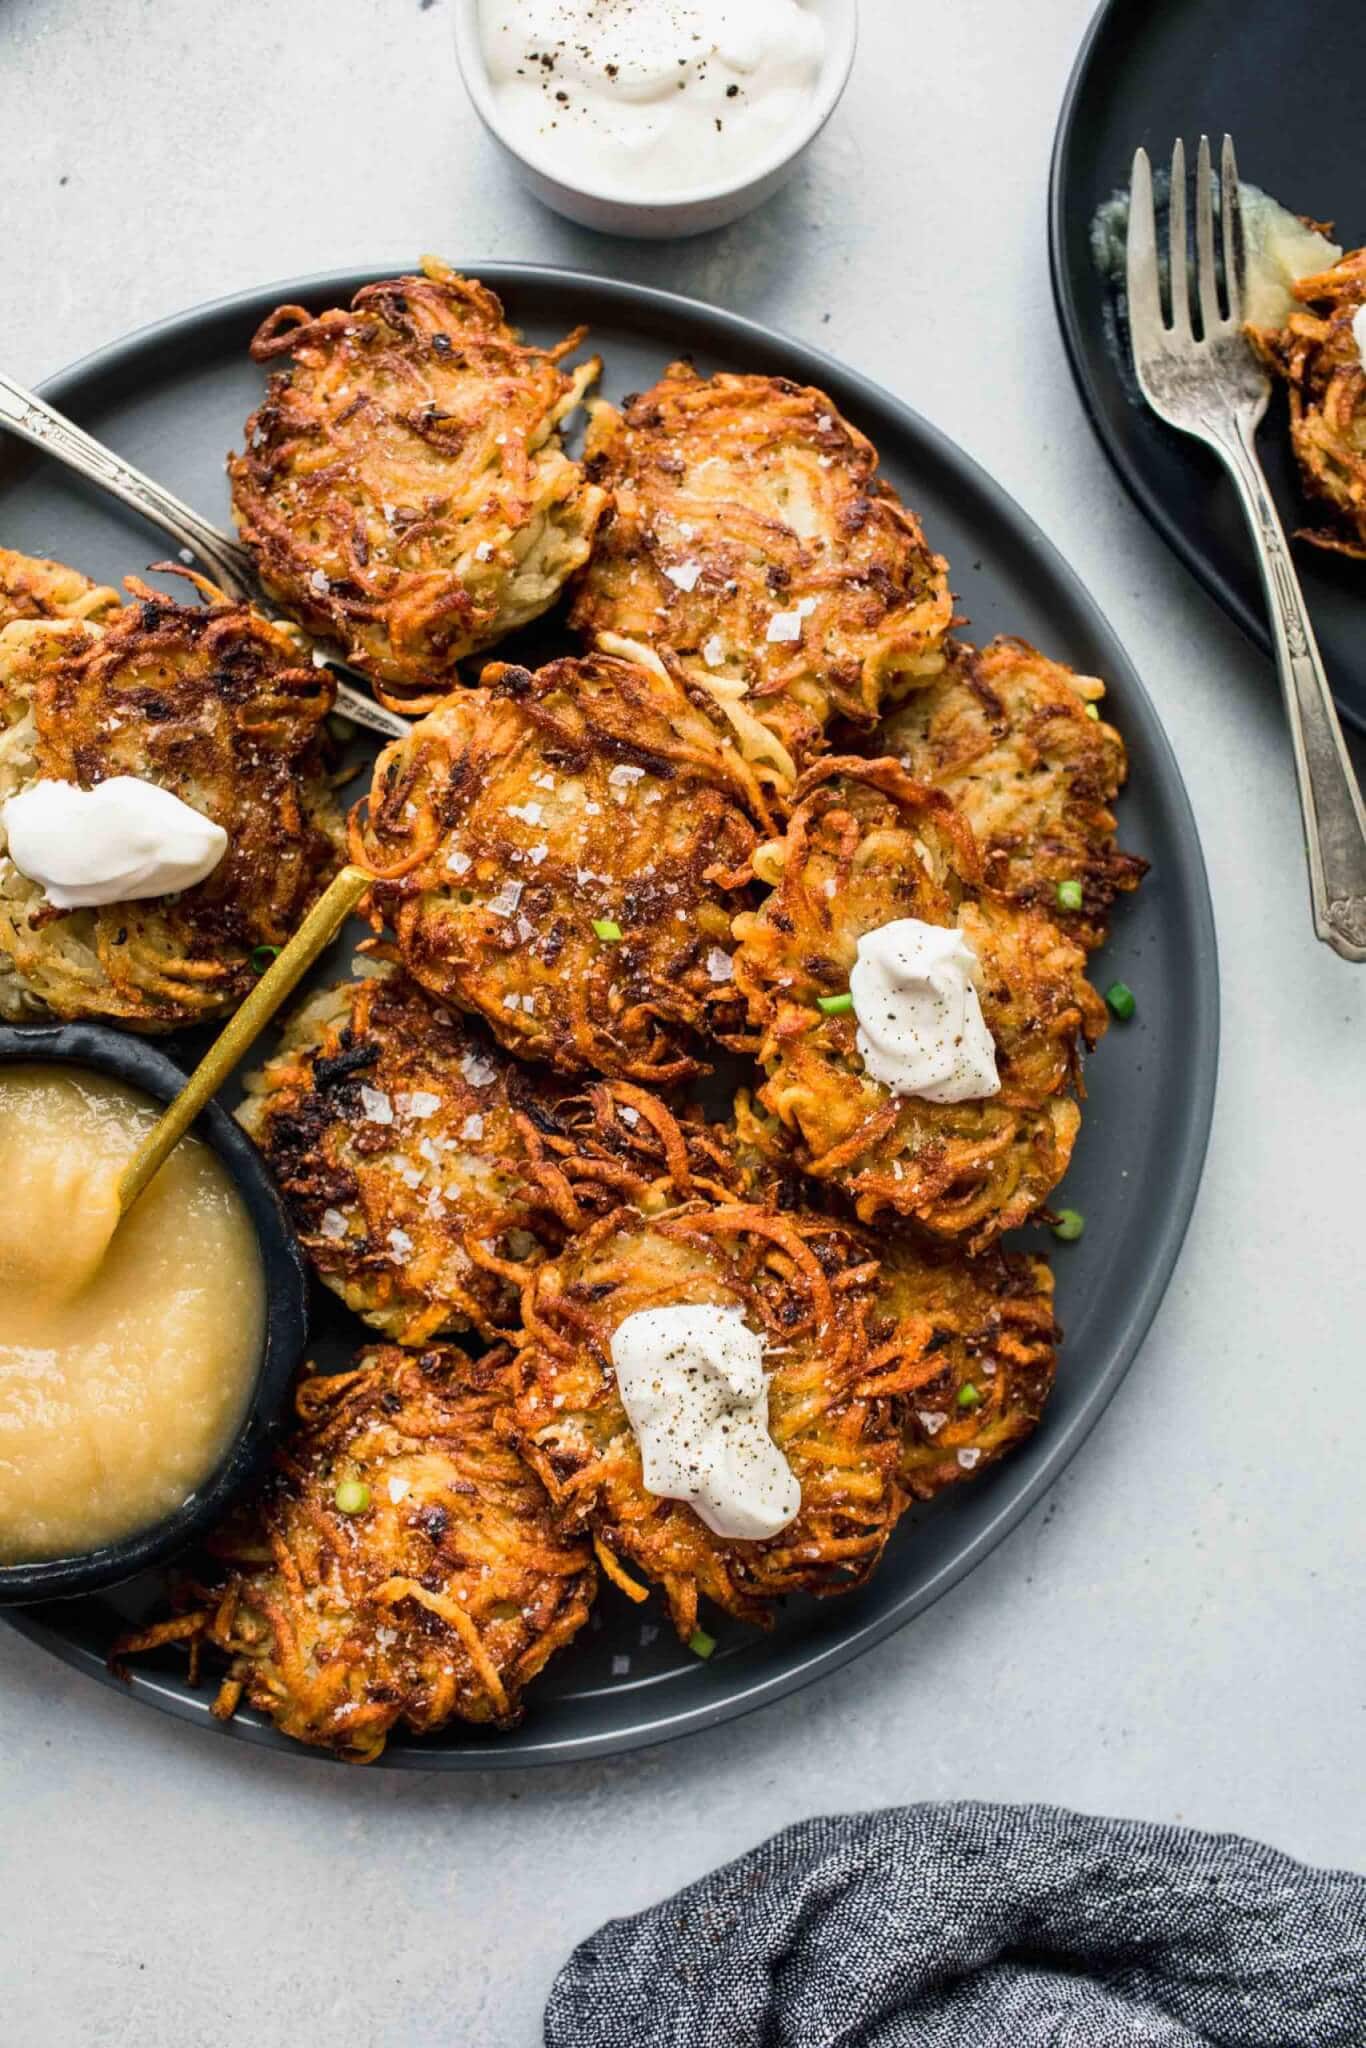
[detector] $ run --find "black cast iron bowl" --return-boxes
[0,1022,309,1604]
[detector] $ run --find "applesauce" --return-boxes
[0,1063,265,1564]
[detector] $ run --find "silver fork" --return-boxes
[1127,134,1366,963]
[0,370,411,743]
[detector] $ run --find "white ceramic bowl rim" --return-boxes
[453,0,858,211]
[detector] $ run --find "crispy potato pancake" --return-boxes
[229,259,607,708]
[1248,249,1366,556]
[731,758,1106,1247]
[571,362,953,792]
[512,1202,922,1638]
[353,650,768,1082]
[0,546,122,634]
[873,1240,1058,1499]
[876,637,1147,950]
[241,967,747,1344]
[116,1346,595,1761]
[0,579,344,1027]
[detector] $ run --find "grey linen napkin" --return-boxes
[544,1802,1366,2046]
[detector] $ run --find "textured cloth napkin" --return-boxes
[544,1802,1366,2046]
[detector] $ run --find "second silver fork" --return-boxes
[1126,134,1366,963]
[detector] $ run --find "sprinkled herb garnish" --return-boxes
[1051,1209,1085,1242]
[1105,981,1136,1020]
[592,917,623,943]
[250,944,281,973]
[1055,880,1084,913]
[817,991,854,1014]
[688,1627,717,1660]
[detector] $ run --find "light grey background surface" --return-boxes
[1,2,1362,2042]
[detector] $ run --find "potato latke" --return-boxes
[229,260,607,709]
[241,967,748,1344]
[873,1240,1058,1499]
[0,580,343,1027]
[0,546,122,634]
[1248,248,1366,557]
[572,363,952,792]
[877,637,1146,950]
[512,1201,920,1637]
[115,1345,595,1761]
[353,650,767,1082]
[731,759,1106,1246]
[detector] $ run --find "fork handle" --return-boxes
[1221,423,1366,962]
[0,370,413,743]
[0,370,256,599]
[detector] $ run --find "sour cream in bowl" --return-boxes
[454,0,858,238]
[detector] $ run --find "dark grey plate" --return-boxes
[1050,0,1366,732]
[0,264,1218,1767]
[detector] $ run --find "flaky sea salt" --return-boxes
[706,948,734,983]
[360,1085,393,1125]
[487,880,524,917]
[665,561,702,592]
[917,1409,947,1436]
[319,1208,348,1240]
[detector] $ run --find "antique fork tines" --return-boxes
[0,369,410,743]
[1127,134,1366,962]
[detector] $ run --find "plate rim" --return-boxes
[1047,0,1366,738]
[0,259,1220,1768]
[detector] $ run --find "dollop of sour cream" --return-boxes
[478,0,826,199]
[2,777,228,910]
[848,918,1000,1105]
[610,1303,800,1540]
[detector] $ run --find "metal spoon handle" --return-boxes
[116,864,372,1217]
[0,370,412,742]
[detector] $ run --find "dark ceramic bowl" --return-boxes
[0,1022,308,1604]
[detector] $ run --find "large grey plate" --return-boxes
[0,265,1218,1767]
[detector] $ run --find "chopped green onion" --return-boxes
[250,944,281,974]
[1051,1208,1085,1242]
[1084,703,1100,721]
[1055,879,1084,913]
[334,1479,371,1514]
[957,1382,980,1409]
[688,1627,717,1660]
[1105,980,1136,1021]
[592,918,623,943]
[817,992,854,1015]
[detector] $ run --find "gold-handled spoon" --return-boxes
[117,864,372,1218]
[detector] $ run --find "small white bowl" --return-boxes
[453,1,858,240]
